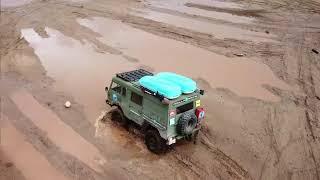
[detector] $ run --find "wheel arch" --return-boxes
[141,121,167,140]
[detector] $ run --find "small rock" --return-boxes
[234,53,245,57]
[64,101,71,108]
[265,30,270,34]
[312,49,319,54]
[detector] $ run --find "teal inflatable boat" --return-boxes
[139,76,182,99]
[138,72,197,99]
[156,72,197,94]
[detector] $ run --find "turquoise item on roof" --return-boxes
[139,76,182,99]
[156,72,197,94]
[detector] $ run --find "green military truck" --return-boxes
[105,69,205,153]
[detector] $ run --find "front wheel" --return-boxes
[110,108,128,126]
[145,129,167,154]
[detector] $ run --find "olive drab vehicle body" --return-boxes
[105,69,205,153]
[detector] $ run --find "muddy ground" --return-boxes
[1,0,320,179]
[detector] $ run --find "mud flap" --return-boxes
[193,129,200,144]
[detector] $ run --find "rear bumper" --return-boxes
[167,126,201,145]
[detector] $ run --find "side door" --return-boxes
[109,81,122,105]
[128,91,144,125]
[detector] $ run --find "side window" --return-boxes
[131,92,143,106]
[122,87,127,96]
[111,82,121,93]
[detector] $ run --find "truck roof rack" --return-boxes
[116,69,153,82]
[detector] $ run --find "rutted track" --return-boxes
[1,0,320,179]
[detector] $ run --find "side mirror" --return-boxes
[105,86,109,92]
[200,89,205,95]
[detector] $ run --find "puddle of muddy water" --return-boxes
[10,89,107,173]
[78,17,290,101]
[1,116,69,180]
[132,9,273,42]
[0,0,32,7]
[146,0,254,24]
[20,28,147,160]
[21,28,136,122]
[94,111,145,156]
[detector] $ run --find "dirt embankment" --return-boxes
[1,0,320,179]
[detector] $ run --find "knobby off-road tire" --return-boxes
[110,108,128,126]
[176,112,197,136]
[145,129,167,154]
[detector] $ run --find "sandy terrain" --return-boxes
[1,0,320,179]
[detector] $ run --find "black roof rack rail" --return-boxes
[116,69,153,82]
[141,86,165,101]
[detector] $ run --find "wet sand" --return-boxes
[0,0,32,7]
[1,116,69,180]
[1,0,320,179]
[146,0,254,24]
[78,17,289,101]
[10,89,106,172]
[132,10,273,42]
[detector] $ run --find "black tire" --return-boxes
[176,112,197,136]
[185,134,193,141]
[145,129,167,154]
[110,108,127,126]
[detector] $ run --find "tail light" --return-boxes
[195,108,205,120]
[169,110,176,117]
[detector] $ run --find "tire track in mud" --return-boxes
[199,135,251,179]
[44,1,283,60]
[241,0,320,13]
[184,2,265,17]
[1,87,129,180]
[122,14,282,56]
[265,107,282,166]
[0,150,26,180]
[166,128,251,179]
[2,97,102,180]
[2,0,320,179]
[0,3,264,179]
[10,89,109,173]
[1,0,284,74]
[294,28,320,141]
[169,150,208,178]
[100,109,248,179]
[147,6,248,26]
[280,12,320,178]
[0,1,54,57]
[1,116,69,180]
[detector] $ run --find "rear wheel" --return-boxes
[110,108,127,126]
[145,129,167,154]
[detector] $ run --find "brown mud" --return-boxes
[185,3,265,18]
[1,0,320,179]
[0,149,26,180]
